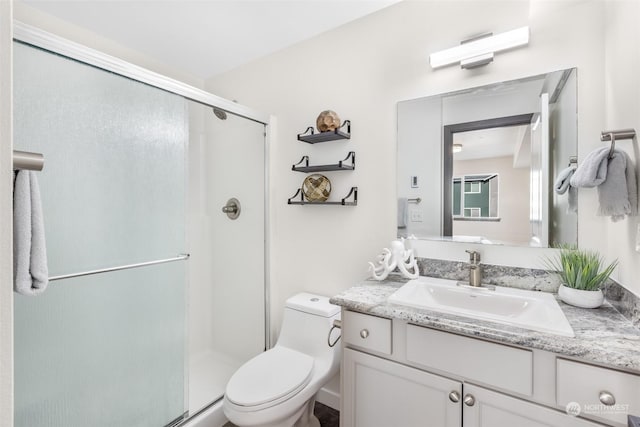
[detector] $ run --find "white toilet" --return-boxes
[223,293,341,427]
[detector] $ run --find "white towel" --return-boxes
[570,147,638,221]
[555,166,578,213]
[13,170,49,295]
[397,198,408,229]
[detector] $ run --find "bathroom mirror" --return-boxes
[397,68,577,248]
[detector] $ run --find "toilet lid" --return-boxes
[226,346,314,408]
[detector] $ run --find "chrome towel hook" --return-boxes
[600,128,636,160]
[607,132,616,159]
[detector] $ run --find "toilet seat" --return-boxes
[226,346,314,410]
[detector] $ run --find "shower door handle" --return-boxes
[222,198,241,220]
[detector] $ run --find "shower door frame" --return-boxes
[11,19,272,421]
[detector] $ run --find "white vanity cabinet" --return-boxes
[462,384,601,427]
[340,310,613,427]
[343,348,461,427]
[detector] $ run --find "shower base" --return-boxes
[189,350,243,414]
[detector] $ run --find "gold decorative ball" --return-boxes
[302,174,332,202]
[316,110,341,133]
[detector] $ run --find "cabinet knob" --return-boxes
[599,391,616,406]
[463,394,476,407]
[448,391,460,403]
[360,329,369,339]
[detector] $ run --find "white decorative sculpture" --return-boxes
[368,239,419,281]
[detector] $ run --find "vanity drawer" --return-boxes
[556,358,640,426]
[343,310,392,355]
[406,325,533,396]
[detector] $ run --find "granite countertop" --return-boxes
[330,275,640,373]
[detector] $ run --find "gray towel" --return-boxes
[568,186,578,214]
[13,170,49,295]
[397,197,408,229]
[555,166,578,213]
[598,150,638,221]
[570,147,638,221]
[570,147,610,188]
[554,166,574,194]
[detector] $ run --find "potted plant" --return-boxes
[546,246,618,309]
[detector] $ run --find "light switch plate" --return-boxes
[411,210,423,222]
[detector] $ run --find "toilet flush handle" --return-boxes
[328,319,342,348]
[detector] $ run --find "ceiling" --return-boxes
[453,124,530,162]
[19,0,399,80]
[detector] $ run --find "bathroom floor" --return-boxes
[223,402,339,427]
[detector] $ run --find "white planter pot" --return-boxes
[558,284,604,309]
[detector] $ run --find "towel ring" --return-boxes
[327,319,342,348]
[608,132,616,159]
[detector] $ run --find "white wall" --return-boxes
[453,156,530,245]
[0,3,13,427]
[206,0,609,339]
[604,0,640,296]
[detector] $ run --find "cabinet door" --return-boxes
[462,384,602,427]
[342,348,461,427]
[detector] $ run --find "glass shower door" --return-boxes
[13,42,188,427]
[186,101,266,414]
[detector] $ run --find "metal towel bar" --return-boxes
[600,129,636,142]
[49,253,190,282]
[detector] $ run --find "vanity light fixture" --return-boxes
[429,26,530,69]
[452,143,463,153]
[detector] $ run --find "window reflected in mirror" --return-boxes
[452,174,499,219]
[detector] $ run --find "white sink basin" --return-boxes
[388,276,574,337]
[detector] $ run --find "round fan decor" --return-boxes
[302,174,332,202]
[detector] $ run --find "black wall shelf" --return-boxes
[288,186,358,206]
[292,151,356,173]
[297,120,351,144]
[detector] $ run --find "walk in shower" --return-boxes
[12,24,267,427]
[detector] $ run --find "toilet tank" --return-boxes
[286,293,341,318]
[276,293,341,361]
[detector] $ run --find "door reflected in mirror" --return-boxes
[451,124,533,245]
[397,69,577,248]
